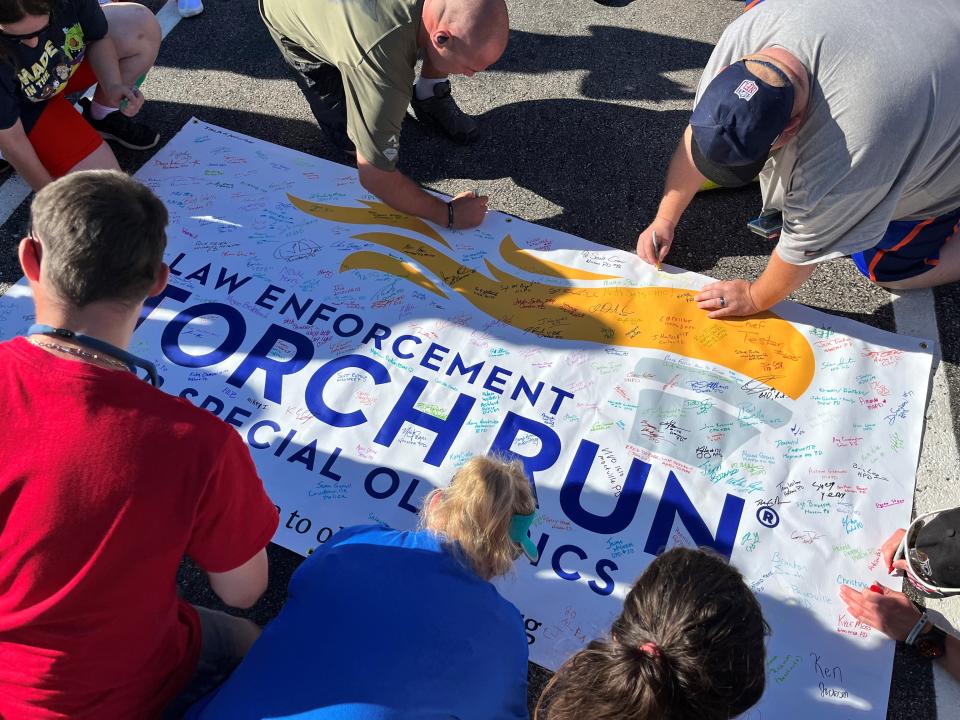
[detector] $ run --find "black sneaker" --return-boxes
[410,80,478,144]
[79,98,160,151]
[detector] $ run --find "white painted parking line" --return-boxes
[0,176,31,230]
[155,0,183,38]
[892,287,960,719]
[0,0,183,230]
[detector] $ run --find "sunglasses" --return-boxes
[893,508,960,598]
[0,19,50,42]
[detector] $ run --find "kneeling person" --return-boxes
[536,548,769,720]
[0,171,280,718]
[187,455,536,719]
[260,0,507,230]
[636,0,960,316]
[0,0,161,190]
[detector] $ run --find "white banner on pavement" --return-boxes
[0,119,934,719]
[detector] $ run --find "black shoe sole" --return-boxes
[411,109,478,144]
[96,130,161,152]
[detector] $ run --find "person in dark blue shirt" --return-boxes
[187,455,538,720]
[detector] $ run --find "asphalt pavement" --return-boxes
[1,0,957,717]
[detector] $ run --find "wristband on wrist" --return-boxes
[908,600,948,659]
[905,607,930,646]
[447,201,454,229]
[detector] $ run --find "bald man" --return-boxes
[636,0,960,318]
[260,0,508,230]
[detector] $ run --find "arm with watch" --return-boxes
[839,582,960,678]
[357,155,488,230]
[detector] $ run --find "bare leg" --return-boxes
[93,3,161,107]
[67,142,121,173]
[878,229,960,290]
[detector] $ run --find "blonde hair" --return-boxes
[420,455,536,580]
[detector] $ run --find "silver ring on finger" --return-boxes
[718,296,726,308]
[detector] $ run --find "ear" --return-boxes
[428,491,443,511]
[431,29,451,51]
[19,237,41,281]
[779,113,803,142]
[148,263,170,298]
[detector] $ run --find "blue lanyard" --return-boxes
[27,324,159,386]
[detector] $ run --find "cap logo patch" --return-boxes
[734,79,759,101]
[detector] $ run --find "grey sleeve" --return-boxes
[775,155,902,265]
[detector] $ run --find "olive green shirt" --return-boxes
[261,0,423,170]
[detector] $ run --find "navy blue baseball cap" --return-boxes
[690,59,795,187]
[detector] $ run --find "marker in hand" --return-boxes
[652,230,662,270]
[119,73,147,112]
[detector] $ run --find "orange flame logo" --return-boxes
[288,195,815,399]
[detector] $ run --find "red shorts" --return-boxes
[26,59,104,178]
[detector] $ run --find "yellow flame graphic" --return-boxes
[500,236,619,280]
[341,251,448,298]
[289,197,815,399]
[287,195,448,248]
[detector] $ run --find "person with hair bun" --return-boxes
[187,455,538,720]
[535,548,769,720]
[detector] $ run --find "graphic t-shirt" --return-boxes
[695,0,960,264]
[260,0,421,171]
[0,0,107,132]
[0,337,280,719]
[186,525,530,720]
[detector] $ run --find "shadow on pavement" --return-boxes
[495,27,714,102]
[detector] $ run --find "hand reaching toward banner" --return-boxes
[695,280,759,318]
[838,583,922,642]
[450,190,488,229]
[881,528,908,573]
[636,216,675,267]
[839,583,960,681]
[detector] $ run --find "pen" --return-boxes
[652,230,662,271]
[119,73,147,112]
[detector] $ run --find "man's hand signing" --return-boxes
[450,190,488,229]
[636,217,675,266]
[695,279,760,318]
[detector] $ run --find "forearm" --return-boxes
[0,125,53,191]
[749,251,817,311]
[85,38,124,91]
[656,126,705,227]
[358,160,447,226]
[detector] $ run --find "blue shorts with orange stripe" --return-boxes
[851,208,960,283]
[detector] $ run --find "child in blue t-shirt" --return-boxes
[187,455,538,720]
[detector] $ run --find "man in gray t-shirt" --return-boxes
[636,0,960,318]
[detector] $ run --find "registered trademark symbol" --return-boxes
[756,505,780,528]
